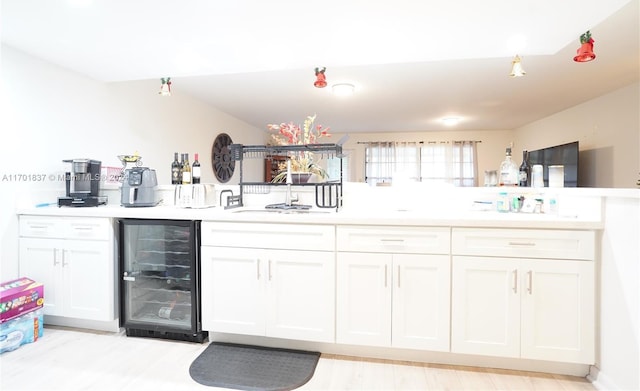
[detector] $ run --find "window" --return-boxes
[364,141,478,186]
[326,152,350,182]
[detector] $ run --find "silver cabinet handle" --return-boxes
[53,249,60,266]
[256,259,261,280]
[397,265,401,288]
[527,270,533,294]
[268,260,272,281]
[508,241,536,246]
[384,264,388,287]
[512,269,518,293]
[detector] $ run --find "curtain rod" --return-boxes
[356,140,482,144]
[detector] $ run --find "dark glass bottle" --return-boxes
[192,153,201,184]
[518,150,530,187]
[171,152,180,185]
[178,153,185,184]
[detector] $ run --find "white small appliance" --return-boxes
[174,184,216,208]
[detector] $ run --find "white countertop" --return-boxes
[16,203,603,230]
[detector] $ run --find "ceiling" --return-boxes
[2,0,638,133]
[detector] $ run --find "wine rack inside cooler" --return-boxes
[119,219,206,342]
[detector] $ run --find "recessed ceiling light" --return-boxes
[442,117,461,126]
[67,0,93,7]
[332,83,355,97]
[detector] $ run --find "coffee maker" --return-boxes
[58,159,107,207]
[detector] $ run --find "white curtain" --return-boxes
[365,140,479,186]
[451,141,479,186]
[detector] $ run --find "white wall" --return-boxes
[591,194,640,391]
[0,44,264,281]
[514,82,640,188]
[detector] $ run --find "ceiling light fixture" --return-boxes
[159,77,171,96]
[314,67,327,88]
[332,83,355,97]
[509,55,526,77]
[442,117,461,126]
[573,30,596,62]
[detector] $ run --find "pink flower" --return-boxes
[267,115,331,146]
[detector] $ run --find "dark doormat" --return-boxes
[189,342,321,391]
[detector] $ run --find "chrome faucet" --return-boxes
[284,159,298,206]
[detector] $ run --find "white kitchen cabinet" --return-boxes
[19,216,114,322]
[451,228,595,364]
[451,257,520,357]
[201,222,335,343]
[336,226,450,351]
[201,246,265,336]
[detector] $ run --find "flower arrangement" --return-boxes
[267,114,331,183]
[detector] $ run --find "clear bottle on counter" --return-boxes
[499,146,519,186]
[543,193,559,215]
[496,191,510,212]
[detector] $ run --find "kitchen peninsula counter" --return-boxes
[14,189,638,390]
[16,203,603,230]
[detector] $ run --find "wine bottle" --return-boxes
[182,153,191,184]
[499,146,518,186]
[518,150,530,187]
[171,152,180,185]
[192,153,201,184]
[178,153,184,184]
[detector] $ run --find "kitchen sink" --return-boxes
[230,209,332,214]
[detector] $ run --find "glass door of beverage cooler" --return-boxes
[119,219,205,342]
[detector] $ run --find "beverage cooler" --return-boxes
[118,219,207,343]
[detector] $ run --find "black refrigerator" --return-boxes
[118,219,207,343]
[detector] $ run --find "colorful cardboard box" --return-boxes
[0,308,44,353]
[1,277,44,324]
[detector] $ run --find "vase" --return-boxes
[291,172,313,184]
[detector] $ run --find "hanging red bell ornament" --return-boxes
[573,31,596,63]
[314,67,327,88]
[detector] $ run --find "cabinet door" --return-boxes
[266,249,335,343]
[19,238,63,316]
[337,252,391,346]
[392,254,450,351]
[63,240,112,321]
[451,256,520,358]
[520,259,595,364]
[201,246,265,336]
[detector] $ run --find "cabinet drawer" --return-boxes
[19,216,62,238]
[64,218,111,240]
[452,228,595,260]
[20,216,111,240]
[337,226,450,254]
[202,222,335,251]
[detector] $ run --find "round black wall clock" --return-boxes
[211,133,235,183]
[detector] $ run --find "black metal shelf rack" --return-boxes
[229,140,346,211]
